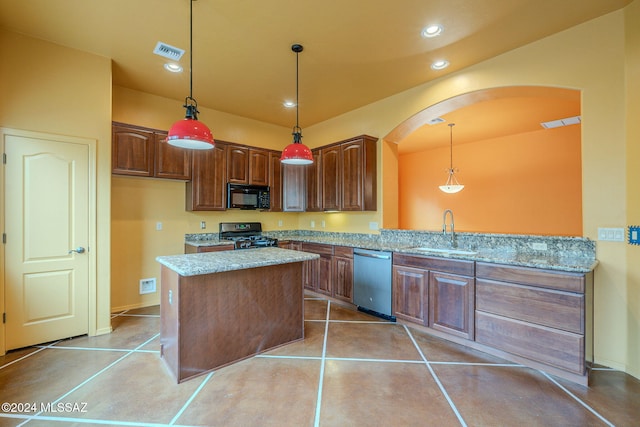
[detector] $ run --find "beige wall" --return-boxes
[624,0,640,381]
[0,28,113,340]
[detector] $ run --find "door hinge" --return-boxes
[2,153,6,164]
[2,313,5,324]
[2,233,5,244]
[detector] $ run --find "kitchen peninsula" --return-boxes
[156,247,319,383]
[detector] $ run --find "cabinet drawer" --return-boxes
[476,279,584,334]
[334,245,353,258]
[393,253,474,276]
[302,242,334,256]
[476,311,585,374]
[476,262,585,293]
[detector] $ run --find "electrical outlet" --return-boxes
[310,220,315,228]
[278,220,283,227]
[598,227,625,242]
[200,221,206,229]
[156,222,162,231]
[369,222,379,231]
[139,278,156,294]
[321,220,326,228]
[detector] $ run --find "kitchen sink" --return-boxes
[411,247,478,256]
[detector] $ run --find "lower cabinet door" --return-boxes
[392,265,428,326]
[316,255,333,296]
[429,271,474,340]
[333,256,353,303]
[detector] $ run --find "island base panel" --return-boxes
[160,263,304,383]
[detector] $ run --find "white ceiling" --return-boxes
[0,0,627,136]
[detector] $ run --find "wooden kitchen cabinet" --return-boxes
[332,246,354,303]
[393,253,474,336]
[226,144,270,186]
[306,149,323,212]
[294,243,352,301]
[321,135,377,211]
[475,262,592,377]
[321,145,341,211]
[112,122,156,177]
[429,271,475,340]
[186,142,227,211]
[249,148,269,186]
[341,137,377,211]
[393,265,429,326]
[155,132,191,180]
[268,151,282,211]
[283,164,306,212]
[301,243,333,296]
[227,145,249,183]
[112,122,190,180]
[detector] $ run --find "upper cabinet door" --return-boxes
[227,145,249,184]
[268,151,283,212]
[249,148,269,186]
[282,164,306,212]
[112,123,155,177]
[321,145,341,211]
[186,142,227,211]
[306,149,323,212]
[341,140,364,211]
[154,132,191,180]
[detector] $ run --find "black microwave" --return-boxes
[227,183,270,210]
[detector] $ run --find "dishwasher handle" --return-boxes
[354,250,391,260]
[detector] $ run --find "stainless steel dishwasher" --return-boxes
[353,248,395,321]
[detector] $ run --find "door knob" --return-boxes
[68,247,86,254]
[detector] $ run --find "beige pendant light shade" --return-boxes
[439,123,464,193]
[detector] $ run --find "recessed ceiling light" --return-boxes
[283,101,296,108]
[164,63,183,73]
[421,25,443,38]
[431,60,449,70]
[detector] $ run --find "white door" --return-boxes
[3,129,90,350]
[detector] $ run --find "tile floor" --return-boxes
[1,295,639,426]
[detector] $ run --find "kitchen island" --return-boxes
[156,247,319,383]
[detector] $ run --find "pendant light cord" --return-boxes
[295,48,299,130]
[189,0,193,100]
[449,123,454,169]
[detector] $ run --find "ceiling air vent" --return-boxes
[427,117,446,125]
[541,115,581,129]
[153,42,185,61]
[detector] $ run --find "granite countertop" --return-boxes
[183,230,597,273]
[157,247,320,277]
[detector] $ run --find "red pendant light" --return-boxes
[167,0,214,150]
[280,44,314,165]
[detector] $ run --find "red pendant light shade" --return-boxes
[167,100,215,149]
[281,127,313,164]
[280,44,313,165]
[167,0,214,150]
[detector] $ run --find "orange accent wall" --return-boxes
[398,125,582,235]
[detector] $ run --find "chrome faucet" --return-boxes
[442,209,456,247]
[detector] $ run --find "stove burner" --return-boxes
[230,236,278,249]
[219,224,278,249]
